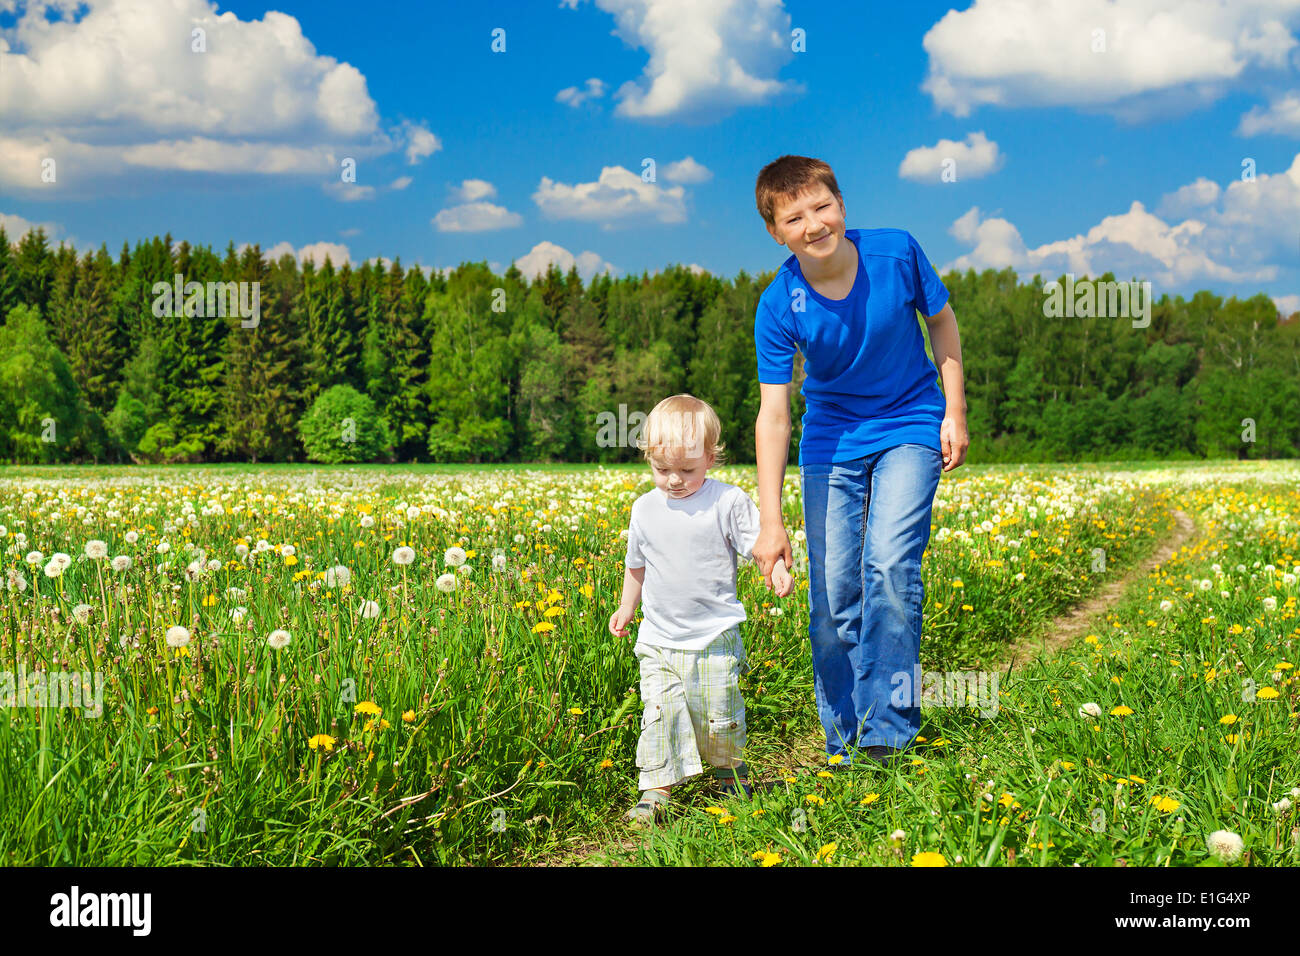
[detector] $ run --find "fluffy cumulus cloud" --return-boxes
[1239,91,1300,135]
[560,0,801,120]
[899,132,1003,183]
[257,240,352,267]
[921,0,1300,118]
[0,0,432,190]
[942,151,1300,289]
[661,156,713,184]
[511,241,618,282]
[1274,293,1300,315]
[433,180,523,232]
[533,165,687,227]
[0,210,64,241]
[556,77,606,107]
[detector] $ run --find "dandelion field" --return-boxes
[0,460,1297,866]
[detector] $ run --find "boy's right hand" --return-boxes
[609,606,635,638]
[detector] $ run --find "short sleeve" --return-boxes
[725,490,762,563]
[907,231,950,320]
[624,515,645,569]
[754,302,797,384]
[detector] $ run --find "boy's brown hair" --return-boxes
[755,155,842,229]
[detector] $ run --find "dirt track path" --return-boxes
[1000,507,1198,668]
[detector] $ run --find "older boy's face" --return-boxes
[767,185,846,260]
[650,451,715,499]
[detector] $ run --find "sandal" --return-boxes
[625,788,671,827]
[715,764,753,798]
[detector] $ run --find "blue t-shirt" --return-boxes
[754,228,949,466]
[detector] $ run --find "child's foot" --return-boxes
[714,765,753,797]
[625,787,671,827]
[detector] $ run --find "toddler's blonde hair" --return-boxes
[637,394,727,467]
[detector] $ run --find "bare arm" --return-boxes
[619,565,645,613]
[752,381,795,588]
[923,303,969,471]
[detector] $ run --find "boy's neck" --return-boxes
[797,233,856,285]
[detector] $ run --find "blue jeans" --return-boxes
[799,443,943,758]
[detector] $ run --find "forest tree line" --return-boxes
[0,226,1297,465]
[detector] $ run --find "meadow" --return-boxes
[0,459,1296,866]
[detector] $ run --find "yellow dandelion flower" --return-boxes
[1256,687,1280,700]
[719,814,737,825]
[961,604,974,611]
[543,605,565,618]
[308,734,336,751]
[952,579,964,589]
[860,793,880,805]
[354,701,382,716]
[1128,775,1146,784]
[704,806,726,815]
[760,852,782,867]
[817,770,833,778]
[816,843,837,862]
[1219,714,1238,725]
[805,794,825,806]
[364,718,390,732]
[1149,795,1180,813]
[751,809,766,817]
[1110,705,1134,716]
[598,758,613,770]
[568,707,584,715]
[1224,734,1238,744]
[402,710,415,722]
[828,755,844,765]
[1084,635,1100,645]
[911,852,948,867]
[202,594,217,607]
[532,621,555,633]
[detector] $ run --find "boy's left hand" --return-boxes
[769,556,795,598]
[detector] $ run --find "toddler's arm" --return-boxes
[610,566,645,637]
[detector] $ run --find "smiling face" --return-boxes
[766,184,847,261]
[649,450,715,499]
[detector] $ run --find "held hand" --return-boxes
[940,412,970,473]
[609,606,634,638]
[770,556,795,598]
[752,523,794,592]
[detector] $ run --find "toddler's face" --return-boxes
[650,450,715,499]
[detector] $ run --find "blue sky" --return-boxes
[3,0,1299,314]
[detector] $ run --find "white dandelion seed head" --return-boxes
[1284,573,1296,587]
[231,607,247,623]
[25,551,43,566]
[1205,830,1244,862]
[52,552,72,569]
[124,530,139,545]
[1272,798,1292,814]
[43,561,62,578]
[72,603,93,624]
[267,629,291,650]
[1079,702,1102,718]
[444,546,467,567]
[492,554,508,571]
[358,599,381,619]
[406,506,422,521]
[360,515,375,528]
[206,558,221,572]
[157,541,171,555]
[165,625,191,648]
[111,555,132,572]
[280,544,296,557]
[455,564,473,577]
[513,533,525,544]
[436,572,457,593]
[392,546,415,566]
[1159,600,1173,612]
[1263,597,1277,612]
[5,569,28,592]
[325,565,352,588]
[1198,579,1212,591]
[889,829,906,844]
[794,530,806,543]
[84,540,108,559]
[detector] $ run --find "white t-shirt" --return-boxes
[623,477,762,650]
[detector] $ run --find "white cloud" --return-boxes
[1274,293,1300,315]
[1239,90,1300,135]
[511,240,619,282]
[403,122,441,164]
[533,165,687,227]
[662,156,713,184]
[451,179,497,202]
[389,176,412,190]
[1156,176,1222,217]
[0,211,62,241]
[921,0,1300,118]
[899,131,1003,183]
[0,0,430,189]
[556,77,606,107]
[561,0,801,120]
[433,202,524,232]
[258,240,352,267]
[324,181,376,202]
[941,168,1292,289]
